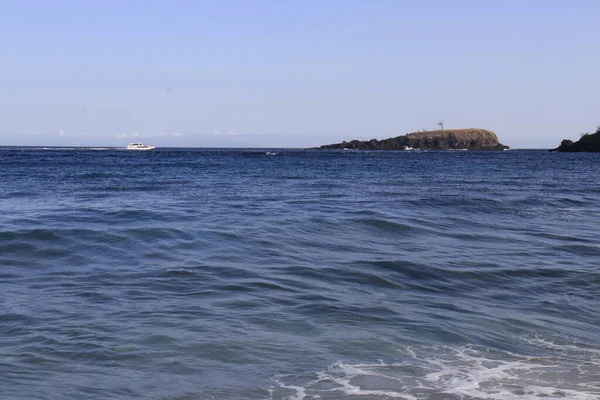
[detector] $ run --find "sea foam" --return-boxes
[271,336,600,399]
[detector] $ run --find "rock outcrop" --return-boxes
[550,128,600,152]
[317,128,509,151]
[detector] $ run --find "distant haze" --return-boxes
[0,1,598,148]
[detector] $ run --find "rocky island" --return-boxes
[550,127,600,152]
[317,128,509,151]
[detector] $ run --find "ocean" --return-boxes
[0,147,598,399]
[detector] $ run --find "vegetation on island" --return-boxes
[317,128,509,151]
[550,126,600,152]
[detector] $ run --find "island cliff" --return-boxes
[317,128,509,151]
[550,128,600,152]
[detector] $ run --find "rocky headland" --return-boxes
[550,128,600,152]
[317,128,509,151]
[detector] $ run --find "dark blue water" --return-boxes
[1,147,599,399]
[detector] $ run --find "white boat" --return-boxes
[126,143,155,151]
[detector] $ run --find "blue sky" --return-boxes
[0,0,598,148]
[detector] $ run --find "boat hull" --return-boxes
[126,143,155,150]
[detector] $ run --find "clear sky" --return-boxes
[0,0,598,148]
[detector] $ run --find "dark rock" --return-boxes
[550,129,600,152]
[316,128,509,151]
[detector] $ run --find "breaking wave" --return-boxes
[271,336,600,399]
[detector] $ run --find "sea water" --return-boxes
[0,147,598,399]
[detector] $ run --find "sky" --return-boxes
[0,0,598,148]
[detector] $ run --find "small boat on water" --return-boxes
[126,143,155,151]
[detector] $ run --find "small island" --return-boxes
[550,127,600,152]
[317,128,509,151]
